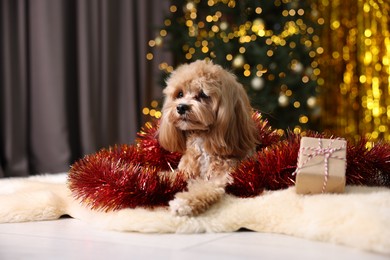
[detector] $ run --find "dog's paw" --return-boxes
[169,198,193,216]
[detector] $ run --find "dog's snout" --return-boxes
[177,104,189,115]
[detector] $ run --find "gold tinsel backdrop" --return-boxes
[318,0,389,143]
[145,0,390,143]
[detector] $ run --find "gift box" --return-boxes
[294,137,347,194]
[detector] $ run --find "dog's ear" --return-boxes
[158,106,186,153]
[205,69,257,158]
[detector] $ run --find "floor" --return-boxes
[0,217,387,260]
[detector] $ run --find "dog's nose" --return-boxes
[176,104,189,115]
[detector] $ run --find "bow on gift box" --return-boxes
[293,138,347,193]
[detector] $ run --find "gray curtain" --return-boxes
[0,0,169,177]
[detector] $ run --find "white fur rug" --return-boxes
[0,173,389,255]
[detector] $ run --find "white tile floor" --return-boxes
[0,217,388,260]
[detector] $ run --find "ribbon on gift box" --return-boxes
[293,138,346,193]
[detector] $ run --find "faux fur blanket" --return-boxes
[0,173,389,255]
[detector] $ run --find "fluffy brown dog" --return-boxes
[158,60,258,216]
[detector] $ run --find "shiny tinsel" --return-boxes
[252,111,282,150]
[136,120,182,170]
[68,145,186,211]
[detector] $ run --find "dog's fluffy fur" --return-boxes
[158,60,258,216]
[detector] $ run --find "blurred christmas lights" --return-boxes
[147,0,320,131]
[145,0,389,142]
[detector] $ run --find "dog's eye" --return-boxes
[176,91,184,99]
[196,90,209,101]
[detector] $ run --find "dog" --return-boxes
[158,60,258,216]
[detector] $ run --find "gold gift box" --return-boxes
[295,137,347,194]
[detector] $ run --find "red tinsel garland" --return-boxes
[251,112,282,149]
[68,145,187,211]
[68,112,390,211]
[346,139,390,186]
[136,120,182,171]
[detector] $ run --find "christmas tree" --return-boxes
[148,0,321,131]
